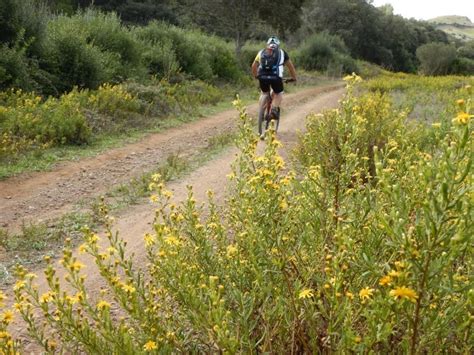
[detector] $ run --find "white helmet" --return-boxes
[266,36,280,49]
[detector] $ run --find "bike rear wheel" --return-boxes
[258,95,271,136]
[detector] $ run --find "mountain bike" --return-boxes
[257,78,295,139]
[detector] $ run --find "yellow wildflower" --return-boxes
[298,288,314,299]
[65,295,78,305]
[379,275,392,286]
[0,331,9,339]
[164,235,180,246]
[389,286,418,302]
[143,340,158,351]
[40,292,54,304]
[226,244,238,258]
[70,261,85,272]
[346,292,354,300]
[2,310,14,324]
[96,300,111,310]
[0,291,6,304]
[13,280,26,291]
[121,284,136,294]
[144,233,155,247]
[78,244,88,254]
[453,111,473,125]
[456,99,465,106]
[359,287,374,301]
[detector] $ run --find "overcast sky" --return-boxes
[371,0,473,22]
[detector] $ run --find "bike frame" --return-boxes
[257,78,294,138]
[258,90,279,137]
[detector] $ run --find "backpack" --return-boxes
[258,49,281,76]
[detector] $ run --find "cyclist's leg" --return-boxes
[270,78,284,119]
[258,79,271,106]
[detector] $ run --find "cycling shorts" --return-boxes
[258,76,284,94]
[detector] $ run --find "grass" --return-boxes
[0,212,93,284]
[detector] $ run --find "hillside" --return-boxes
[428,15,474,41]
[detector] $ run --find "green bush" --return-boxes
[125,79,222,117]
[156,23,214,80]
[45,15,114,93]
[0,89,91,149]
[0,45,31,91]
[295,32,358,75]
[0,0,47,56]
[457,41,474,60]
[450,57,474,75]
[416,42,457,76]
[132,23,180,79]
[72,9,146,81]
[141,40,180,79]
[202,36,242,81]
[238,41,262,73]
[135,21,243,82]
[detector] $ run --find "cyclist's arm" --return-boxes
[285,59,297,82]
[251,60,259,79]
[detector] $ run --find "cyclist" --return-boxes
[251,36,297,135]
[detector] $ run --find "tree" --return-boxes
[68,0,178,25]
[175,0,304,55]
[299,0,449,72]
[416,42,457,75]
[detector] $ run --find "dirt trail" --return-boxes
[2,84,345,351]
[0,84,343,233]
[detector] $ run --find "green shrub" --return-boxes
[295,32,357,75]
[72,9,146,81]
[239,42,262,72]
[126,79,222,117]
[456,41,474,60]
[0,45,32,91]
[136,22,211,80]
[141,40,180,79]
[0,89,91,152]
[45,16,111,93]
[416,42,457,76]
[202,36,242,81]
[0,0,47,56]
[450,57,474,75]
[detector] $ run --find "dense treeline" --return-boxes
[48,0,474,73]
[1,0,473,96]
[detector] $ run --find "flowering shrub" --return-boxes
[0,83,143,162]
[0,89,90,161]
[87,83,141,115]
[1,76,472,353]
